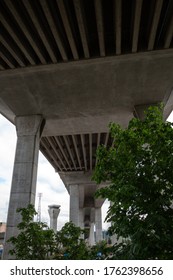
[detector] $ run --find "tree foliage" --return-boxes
[8,204,107,260]
[8,204,55,259]
[93,105,173,259]
[54,221,90,259]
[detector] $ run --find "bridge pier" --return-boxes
[60,171,104,245]
[89,222,95,245]
[48,205,60,232]
[69,184,80,226]
[3,115,44,259]
[95,207,103,243]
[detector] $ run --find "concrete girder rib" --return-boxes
[73,0,90,59]
[3,115,44,259]
[57,0,79,60]
[132,0,143,53]
[0,12,35,65]
[22,0,57,63]
[148,0,163,51]
[94,0,105,57]
[6,0,46,65]
[115,0,122,55]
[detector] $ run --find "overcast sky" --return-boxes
[0,114,109,230]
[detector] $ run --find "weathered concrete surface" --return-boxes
[59,171,105,209]
[0,50,173,135]
[95,207,103,243]
[69,184,80,226]
[3,115,44,259]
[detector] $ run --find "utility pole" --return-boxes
[37,193,42,222]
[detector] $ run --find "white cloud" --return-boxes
[0,117,16,223]
[0,114,109,230]
[167,111,173,122]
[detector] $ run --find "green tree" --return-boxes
[89,240,111,259]
[54,221,90,260]
[7,205,91,260]
[8,204,55,259]
[93,105,173,259]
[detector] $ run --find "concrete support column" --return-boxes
[79,208,84,239]
[109,201,121,245]
[48,205,60,232]
[3,115,44,259]
[79,208,84,229]
[95,207,103,243]
[69,184,79,226]
[89,222,95,246]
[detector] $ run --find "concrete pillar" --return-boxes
[109,201,122,245]
[79,208,84,229]
[89,222,95,245]
[48,205,60,232]
[95,207,103,243]
[3,115,44,259]
[79,208,84,239]
[69,184,79,226]
[111,233,119,245]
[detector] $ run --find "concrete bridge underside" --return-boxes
[0,0,173,258]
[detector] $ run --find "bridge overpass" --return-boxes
[0,0,173,258]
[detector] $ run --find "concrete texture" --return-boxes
[69,184,80,226]
[95,207,103,243]
[3,115,44,259]
[0,50,173,133]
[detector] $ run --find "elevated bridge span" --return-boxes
[0,0,173,258]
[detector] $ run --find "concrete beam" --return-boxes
[57,0,79,60]
[22,0,57,63]
[1,49,173,136]
[0,11,35,65]
[132,0,143,53]
[73,0,90,58]
[94,0,105,57]
[59,171,94,189]
[115,0,122,55]
[148,0,163,51]
[6,0,46,65]
[40,0,68,62]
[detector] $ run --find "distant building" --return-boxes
[0,223,6,258]
[0,222,6,233]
